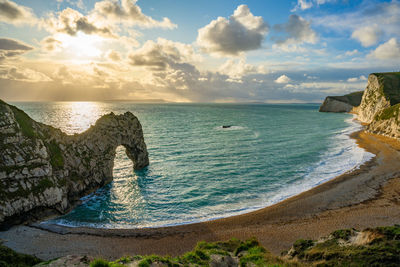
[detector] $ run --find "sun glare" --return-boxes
[57,32,104,60]
[63,101,103,134]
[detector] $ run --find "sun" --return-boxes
[56,32,104,60]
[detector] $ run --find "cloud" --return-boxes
[0,38,33,61]
[368,38,400,60]
[291,0,335,11]
[347,75,367,82]
[275,75,291,84]
[344,49,358,56]
[351,25,382,47]
[274,15,317,48]
[106,50,121,61]
[40,36,62,52]
[292,0,313,11]
[93,0,176,29]
[197,5,269,56]
[129,38,201,70]
[0,65,51,82]
[43,8,115,38]
[0,38,32,51]
[0,0,36,25]
[313,1,400,45]
[218,58,266,79]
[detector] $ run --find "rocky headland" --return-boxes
[321,72,400,138]
[318,91,363,112]
[0,100,149,229]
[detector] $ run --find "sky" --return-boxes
[0,0,399,103]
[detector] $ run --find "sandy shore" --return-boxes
[1,131,400,261]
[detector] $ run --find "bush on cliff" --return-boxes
[0,243,41,267]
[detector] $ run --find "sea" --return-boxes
[11,102,374,229]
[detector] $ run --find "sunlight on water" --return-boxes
[12,102,374,229]
[61,102,104,134]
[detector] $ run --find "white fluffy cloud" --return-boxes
[0,0,36,25]
[197,5,269,56]
[368,38,400,60]
[274,15,318,48]
[351,25,382,47]
[43,8,115,38]
[129,38,201,71]
[347,75,367,82]
[275,75,291,84]
[93,0,176,29]
[218,58,266,80]
[314,1,400,46]
[292,0,335,11]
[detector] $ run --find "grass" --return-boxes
[373,72,400,105]
[291,225,400,266]
[374,103,400,121]
[0,243,42,267]
[47,140,64,168]
[331,228,355,240]
[329,91,364,107]
[11,107,36,139]
[1,225,400,266]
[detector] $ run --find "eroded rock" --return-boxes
[0,100,149,228]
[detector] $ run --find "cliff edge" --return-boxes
[357,72,400,138]
[0,100,149,228]
[319,91,363,113]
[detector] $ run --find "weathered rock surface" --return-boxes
[357,73,400,138]
[357,73,400,123]
[0,99,149,228]
[319,91,363,113]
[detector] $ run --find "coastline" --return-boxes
[1,130,400,260]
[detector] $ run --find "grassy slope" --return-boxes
[1,225,400,266]
[88,225,400,267]
[330,91,364,107]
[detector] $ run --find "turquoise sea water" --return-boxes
[12,102,373,228]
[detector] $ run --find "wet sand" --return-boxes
[1,131,400,260]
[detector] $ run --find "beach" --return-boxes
[1,130,400,260]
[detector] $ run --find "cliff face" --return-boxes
[0,100,149,228]
[319,91,363,113]
[357,73,400,138]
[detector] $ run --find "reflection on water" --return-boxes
[63,102,103,134]
[12,102,373,228]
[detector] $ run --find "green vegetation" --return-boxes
[374,103,400,121]
[331,228,355,240]
[90,258,125,267]
[0,243,42,267]
[11,107,36,139]
[47,140,64,168]
[87,238,291,267]
[2,225,400,266]
[31,178,54,195]
[373,72,400,105]
[330,91,364,107]
[291,225,400,266]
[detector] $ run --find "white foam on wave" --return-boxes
[255,114,374,208]
[49,114,376,229]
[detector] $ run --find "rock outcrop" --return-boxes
[357,73,400,123]
[319,91,363,113]
[357,73,400,138]
[0,100,149,228]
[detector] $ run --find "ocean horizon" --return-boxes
[11,102,374,229]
